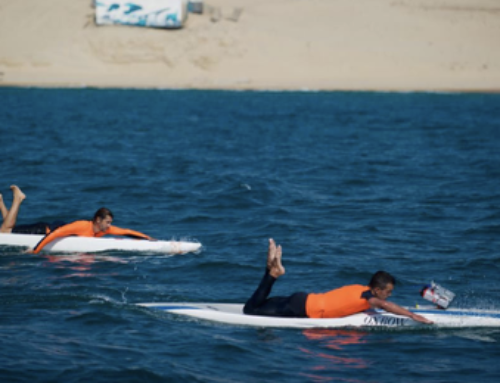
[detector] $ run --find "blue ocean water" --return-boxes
[0,87,500,382]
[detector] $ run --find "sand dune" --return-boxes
[0,0,499,91]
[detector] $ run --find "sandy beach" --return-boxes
[0,0,499,91]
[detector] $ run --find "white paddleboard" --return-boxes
[0,233,201,254]
[137,302,500,329]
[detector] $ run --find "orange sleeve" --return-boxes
[33,221,93,254]
[105,225,151,240]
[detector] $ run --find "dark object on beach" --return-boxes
[188,0,203,14]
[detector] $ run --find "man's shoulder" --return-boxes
[59,220,92,229]
[67,220,91,224]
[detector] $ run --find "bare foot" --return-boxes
[10,185,26,202]
[267,238,277,270]
[269,243,285,278]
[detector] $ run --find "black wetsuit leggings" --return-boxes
[12,221,66,235]
[243,270,308,318]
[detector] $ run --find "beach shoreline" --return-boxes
[3,83,500,94]
[1,0,499,92]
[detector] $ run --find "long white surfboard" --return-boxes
[137,302,500,328]
[0,233,201,254]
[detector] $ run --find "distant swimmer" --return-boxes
[243,239,433,324]
[0,185,153,254]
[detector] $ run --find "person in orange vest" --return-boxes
[243,238,433,324]
[1,185,152,254]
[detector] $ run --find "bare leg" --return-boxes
[0,185,26,233]
[0,193,8,220]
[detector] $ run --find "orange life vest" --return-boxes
[306,284,372,318]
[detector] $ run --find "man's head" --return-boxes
[92,207,114,233]
[369,271,396,300]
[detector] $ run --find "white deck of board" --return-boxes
[0,233,201,254]
[138,302,500,329]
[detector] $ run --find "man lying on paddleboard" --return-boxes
[0,185,152,254]
[244,238,433,324]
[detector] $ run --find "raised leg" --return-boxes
[0,185,26,233]
[0,193,8,220]
[243,239,307,317]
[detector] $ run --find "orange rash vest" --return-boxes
[32,220,151,254]
[306,284,372,318]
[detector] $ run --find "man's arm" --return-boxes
[369,297,433,324]
[106,226,152,240]
[31,223,81,254]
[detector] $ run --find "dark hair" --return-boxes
[93,207,114,222]
[369,271,396,289]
